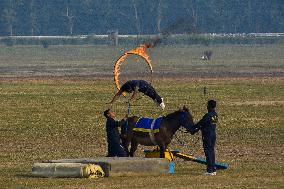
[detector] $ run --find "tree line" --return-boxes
[0,0,283,36]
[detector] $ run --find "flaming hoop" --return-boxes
[114,44,153,96]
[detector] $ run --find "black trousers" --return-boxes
[202,133,216,173]
[139,83,158,101]
[107,141,126,157]
[107,132,126,157]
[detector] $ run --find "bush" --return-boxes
[40,40,49,48]
[1,37,15,46]
[0,34,283,46]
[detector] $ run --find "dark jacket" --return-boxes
[120,80,162,103]
[194,110,218,173]
[106,117,121,144]
[195,110,218,136]
[105,117,126,157]
[121,80,153,93]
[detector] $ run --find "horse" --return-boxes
[121,106,194,158]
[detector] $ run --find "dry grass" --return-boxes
[0,45,283,188]
[0,77,283,188]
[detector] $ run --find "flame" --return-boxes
[114,44,153,96]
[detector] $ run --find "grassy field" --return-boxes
[0,44,283,188]
[0,44,283,78]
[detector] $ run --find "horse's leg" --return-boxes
[121,118,134,157]
[159,144,166,158]
[121,138,130,157]
[129,140,138,157]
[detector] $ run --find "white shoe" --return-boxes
[159,101,165,110]
[204,172,216,176]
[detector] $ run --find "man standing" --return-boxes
[190,100,218,176]
[108,80,165,110]
[104,109,127,157]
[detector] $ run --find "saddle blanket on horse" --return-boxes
[133,117,162,133]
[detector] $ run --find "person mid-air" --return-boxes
[109,80,165,110]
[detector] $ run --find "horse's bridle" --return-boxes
[180,111,194,130]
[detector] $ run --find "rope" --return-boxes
[174,133,185,146]
[173,129,200,153]
[127,102,131,115]
[124,102,131,133]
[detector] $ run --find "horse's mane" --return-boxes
[164,106,190,120]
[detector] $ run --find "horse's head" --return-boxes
[178,106,194,130]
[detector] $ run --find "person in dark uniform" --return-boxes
[189,100,218,176]
[109,80,165,110]
[104,109,127,157]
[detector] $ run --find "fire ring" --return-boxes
[113,44,153,96]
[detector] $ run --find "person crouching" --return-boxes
[104,109,127,157]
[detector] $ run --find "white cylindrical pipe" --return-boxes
[32,163,104,178]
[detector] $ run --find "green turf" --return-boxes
[0,45,283,188]
[0,78,283,188]
[0,44,283,77]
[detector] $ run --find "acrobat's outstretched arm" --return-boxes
[108,90,123,104]
[129,87,139,102]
